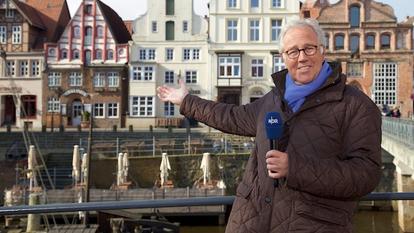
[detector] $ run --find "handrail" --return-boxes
[1,192,414,216]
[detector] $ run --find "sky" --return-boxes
[67,0,412,22]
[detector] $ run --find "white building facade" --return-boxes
[128,0,209,128]
[209,0,300,105]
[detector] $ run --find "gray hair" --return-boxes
[279,18,326,52]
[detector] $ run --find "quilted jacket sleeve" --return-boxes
[179,94,258,137]
[287,92,382,200]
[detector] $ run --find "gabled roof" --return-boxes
[97,0,131,44]
[11,0,45,30]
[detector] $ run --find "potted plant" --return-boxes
[81,111,90,128]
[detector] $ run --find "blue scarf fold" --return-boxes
[284,61,332,112]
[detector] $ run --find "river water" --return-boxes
[180,210,403,233]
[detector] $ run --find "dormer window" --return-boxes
[85,4,93,15]
[5,9,14,18]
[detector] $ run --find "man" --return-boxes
[157,19,381,233]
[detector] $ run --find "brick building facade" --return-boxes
[301,0,414,117]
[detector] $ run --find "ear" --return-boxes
[319,46,325,55]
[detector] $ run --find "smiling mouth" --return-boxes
[298,66,311,70]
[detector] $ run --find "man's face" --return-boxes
[282,26,325,85]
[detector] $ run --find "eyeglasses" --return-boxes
[284,45,320,59]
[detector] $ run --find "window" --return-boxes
[85,50,91,65]
[366,34,375,50]
[251,0,259,8]
[85,27,93,45]
[272,0,282,8]
[350,34,360,53]
[107,72,119,87]
[324,34,330,49]
[108,103,119,118]
[131,66,154,81]
[12,26,21,44]
[164,102,174,116]
[373,63,397,105]
[0,26,6,44]
[273,55,285,72]
[73,49,80,59]
[334,34,344,50]
[219,56,240,77]
[130,96,154,116]
[166,48,174,61]
[20,95,36,118]
[5,9,14,18]
[85,4,93,14]
[165,71,174,83]
[380,33,390,49]
[166,21,175,40]
[47,97,60,112]
[271,19,282,41]
[228,0,237,8]
[61,49,68,59]
[48,48,56,57]
[183,21,188,32]
[166,0,174,15]
[107,49,114,60]
[31,60,40,77]
[249,20,260,41]
[19,60,29,77]
[93,72,105,87]
[6,61,15,76]
[183,48,200,60]
[349,5,360,28]
[227,20,238,41]
[95,49,103,60]
[48,72,61,87]
[93,103,105,118]
[251,59,263,78]
[185,71,197,84]
[347,62,362,77]
[152,21,158,32]
[69,72,82,86]
[139,48,156,60]
[96,26,104,38]
[73,26,81,38]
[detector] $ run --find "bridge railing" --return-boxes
[382,117,414,147]
[1,192,414,215]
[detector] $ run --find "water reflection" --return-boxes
[180,211,402,233]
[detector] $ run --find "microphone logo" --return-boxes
[268,117,279,125]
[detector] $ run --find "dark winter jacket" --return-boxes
[180,62,382,233]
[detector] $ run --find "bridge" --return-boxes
[381,117,414,232]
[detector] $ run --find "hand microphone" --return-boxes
[265,112,284,187]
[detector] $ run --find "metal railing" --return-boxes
[382,117,414,148]
[1,192,414,215]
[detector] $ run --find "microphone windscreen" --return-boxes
[265,112,284,140]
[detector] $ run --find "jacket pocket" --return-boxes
[294,200,348,226]
[236,181,253,199]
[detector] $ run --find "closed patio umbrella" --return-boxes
[72,145,80,184]
[160,153,171,187]
[200,153,211,186]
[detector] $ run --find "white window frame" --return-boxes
[107,72,119,87]
[219,56,241,78]
[251,0,259,8]
[249,19,260,41]
[164,102,175,116]
[227,19,238,41]
[95,49,103,60]
[273,55,285,72]
[93,72,106,87]
[19,60,29,77]
[251,58,264,78]
[48,72,61,87]
[130,96,154,117]
[47,97,60,113]
[107,49,114,60]
[165,70,174,84]
[12,26,21,44]
[6,61,15,77]
[139,48,156,60]
[107,103,119,118]
[69,72,82,86]
[185,70,197,84]
[152,21,158,32]
[166,48,174,61]
[31,60,40,77]
[93,103,105,118]
[0,26,6,44]
[131,66,154,81]
[271,0,282,8]
[183,21,188,32]
[271,19,282,41]
[228,0,238,8]
[183,48,200,61]
[73,26,81,38]
[373,63,397,105]
[96,26,104,38]
[347,62,363,77]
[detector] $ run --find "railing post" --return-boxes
[153,136,156,157]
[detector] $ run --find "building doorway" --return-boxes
[72,100,82,126]
[3,95,16,126]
